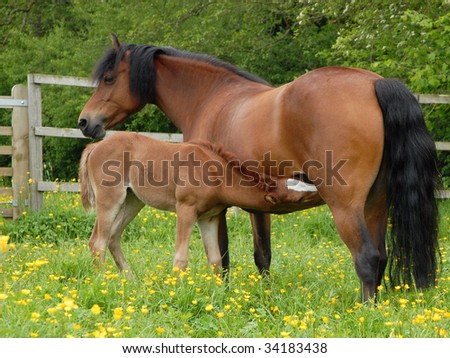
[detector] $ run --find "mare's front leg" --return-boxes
[250,212,272,275]
[218,210,230,273]
[174,204,197,271]
[198,215,222,274]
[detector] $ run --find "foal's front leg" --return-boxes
[173,204,197,271]
[197,215,222,274]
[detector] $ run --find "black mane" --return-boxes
[93,42,272,103]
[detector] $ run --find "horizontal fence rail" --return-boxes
[34,126,183,141]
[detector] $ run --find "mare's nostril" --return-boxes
[78,118,88,131]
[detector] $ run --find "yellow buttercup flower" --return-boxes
[91,304,102,315]
[113,307,123,320]
[31,312,40,322]
[58,297,78,311]
[0,235,9,252]
[126,305,135,314]
[431,313,441,322]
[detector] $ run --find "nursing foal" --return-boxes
[80,132,315,276]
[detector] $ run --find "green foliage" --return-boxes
[0,0,448,181]
[4,192,93,243]
[315,1,448,91]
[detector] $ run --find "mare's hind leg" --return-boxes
[198,215,222,274]
[250,212,272,275]
[364,178,388,288]
[330,204,381,301]
[108,190,145,278]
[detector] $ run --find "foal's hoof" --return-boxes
[122,269,135,280]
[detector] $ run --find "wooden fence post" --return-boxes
[27,74,43,211]
[11,84,29,219]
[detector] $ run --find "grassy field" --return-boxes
[1,191,449,338]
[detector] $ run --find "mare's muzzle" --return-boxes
[78,116,106,139]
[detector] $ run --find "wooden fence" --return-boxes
[0,84,29,219]
[0,74,449,219]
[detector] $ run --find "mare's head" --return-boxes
[79,34,271,139]
[78,34,158,138]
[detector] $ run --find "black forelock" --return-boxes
[92,42,272,104]
[92,42,160,103]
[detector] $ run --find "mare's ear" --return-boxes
[111,33,121,52]
[264,195,278,205]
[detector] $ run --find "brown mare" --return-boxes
[79,131,312,277]
[78,35,440,301]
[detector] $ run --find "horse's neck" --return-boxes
[153,55,267,135]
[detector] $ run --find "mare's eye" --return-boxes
[104,75,115,84]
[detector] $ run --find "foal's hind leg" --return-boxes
[89,214,114,269]
[88,220,104,264]
[89,189,127,271]
[108,191,145,278]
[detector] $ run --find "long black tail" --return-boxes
[375,78,440,289]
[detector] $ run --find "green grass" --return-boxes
[1,192,449,338]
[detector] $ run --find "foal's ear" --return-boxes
[111,33,121,52]
[264,195,278,205]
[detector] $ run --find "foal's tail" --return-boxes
[375,78,440,289]
[79,143,97,211]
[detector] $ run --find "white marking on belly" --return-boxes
[287,179,318,192]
